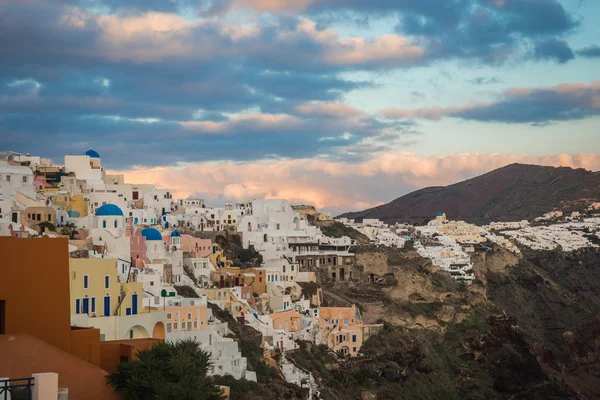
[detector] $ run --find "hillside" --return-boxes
[289,246,600,399]
[339,163,600,224]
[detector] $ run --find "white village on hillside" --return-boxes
[1,150,599,397]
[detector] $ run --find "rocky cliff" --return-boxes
[300,246,600,399]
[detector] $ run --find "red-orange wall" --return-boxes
[70,327,101,367]
[0,237,72,352]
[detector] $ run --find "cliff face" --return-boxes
[339,163,600,224]
[301,246,600,400]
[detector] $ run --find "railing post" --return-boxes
[0,378,10,400]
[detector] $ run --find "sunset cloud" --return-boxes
[110,152,600,216]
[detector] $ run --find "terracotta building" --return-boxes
[0,236,120,399]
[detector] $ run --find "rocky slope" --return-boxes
[301,246,600,399]
[339,163,600,224]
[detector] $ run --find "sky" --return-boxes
[1,0,599,215]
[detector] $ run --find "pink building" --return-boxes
[34,175,52,190]
[126,219,147,263]
[181,235,212,257]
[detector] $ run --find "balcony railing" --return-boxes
[0,378,34,400]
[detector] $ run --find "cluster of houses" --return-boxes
[0,150,383,394]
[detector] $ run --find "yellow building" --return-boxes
[209,243,233,268]
[69,258,166,341]
[52,193,88,218]
[69,258,143,318]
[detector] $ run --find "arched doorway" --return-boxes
[127,325,150,339]
[152,322,166,340]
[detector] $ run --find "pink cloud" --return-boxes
[109,152,600,215]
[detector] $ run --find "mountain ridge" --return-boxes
[338,163,600,224]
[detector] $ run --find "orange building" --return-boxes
[0,237,163,396]
[166,304,208,334]
[270,310,302,332]
[213,267,266,294]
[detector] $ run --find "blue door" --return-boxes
[82,298,89,315]
[104,296,111,317]
[132,294,138,315]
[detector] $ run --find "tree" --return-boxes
[60,222,78,239]
[106,339,224,400]
[37,221,56,233]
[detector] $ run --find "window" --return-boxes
[353,347,357,353]
[91,297,96,313]
[102,220,107,228]
[174,323,178,330]
[282,265,286,273]
[194,321,198,328]
[114,220,117,228]
[167,323,172,333]
[104,275,110,289]
[352,335,357,343]
[83,275,89,289]
[22,176,27,183]
[75,299,81,314]
[344,318,348,326]
[188,313,192,320]
[187,322,192,330]
[291,265,294,271]
[6,175,10,181]
[100,334,106,342]
[150,281,154,286]
[167,313,172,319]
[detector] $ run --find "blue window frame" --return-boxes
[102,220,106,228]
[91,297,96,313]
[126,308,132,315]
[132,294,138,315]
[104,296,111,317]
[82,298,89,315]
[75,298,81,314]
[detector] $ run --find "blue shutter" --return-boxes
[75,299,81,314]
[104,296,111,317]
[132,294,138,315]
[82,298,89,315]
[91,297,96,313]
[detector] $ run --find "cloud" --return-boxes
[577,45,600,58]
[533,37,575,63]
[204,0,579,64]
[466,77,503,85]
[381,81,600,124]
[108,151,600,215]
[0,100,412,168]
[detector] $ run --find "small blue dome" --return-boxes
[96,204,124,216]
[85,149,100,159]
[141,227,162,241]
[436,212,444,217]
[171,230,181,237]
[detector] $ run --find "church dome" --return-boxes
[171,230,181,237]
[141,227,162,241]
[85,149,100,159]
[96,204,124,216]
